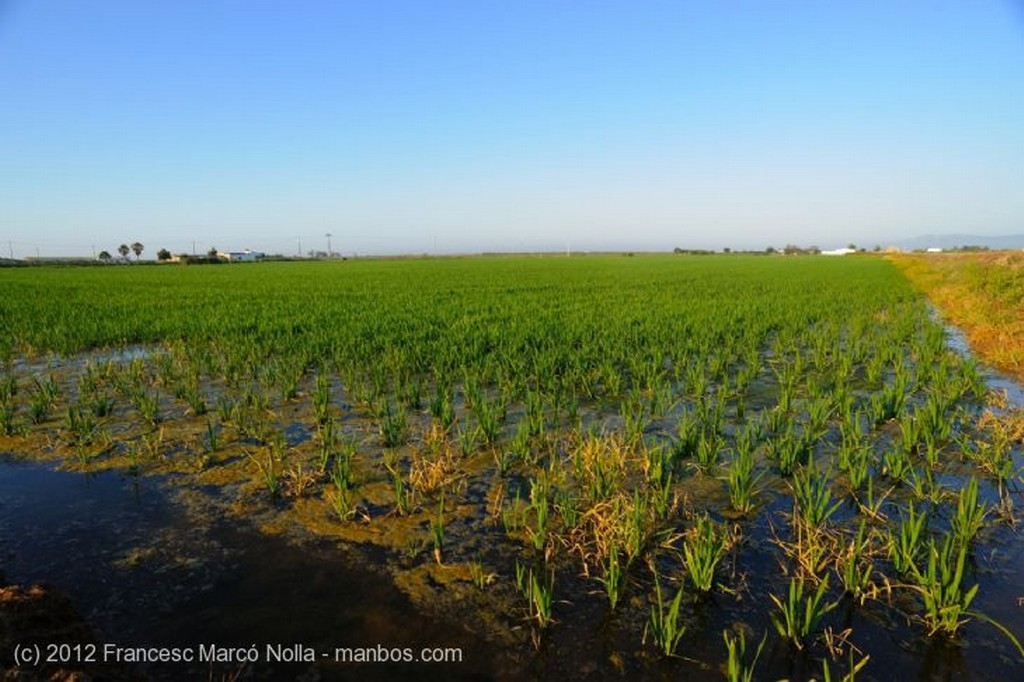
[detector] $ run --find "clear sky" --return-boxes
[2,1,1023,258]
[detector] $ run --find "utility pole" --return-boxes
[7,240,12,259]
[297,237,302,257]
[192,240,196,256]
[326,233,332,258]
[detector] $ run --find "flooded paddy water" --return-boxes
[0,336,1022,681]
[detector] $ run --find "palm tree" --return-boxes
[118,244,130,260]
[131,242,144,260]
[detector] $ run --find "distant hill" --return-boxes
[895,234,1024,251]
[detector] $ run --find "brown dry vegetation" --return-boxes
[890,252,1024,380]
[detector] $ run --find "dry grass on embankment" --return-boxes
[891,251,1024,380]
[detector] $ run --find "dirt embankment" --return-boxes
[891,251,1024,381]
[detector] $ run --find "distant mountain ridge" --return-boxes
[895,234,1024,250]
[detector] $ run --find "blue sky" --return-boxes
[2,1,1023,257]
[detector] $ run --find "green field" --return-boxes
[1,255,1021,680]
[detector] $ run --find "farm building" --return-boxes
[217,250,265,262]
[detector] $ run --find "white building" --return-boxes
[821,247,856,256]
[217,249,265,262]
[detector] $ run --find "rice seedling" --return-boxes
[247,447,281,498]
[723,629,765,682]
[0,399,16,436]
[950,477,987,546]
[907,532,978,638]
[682,514,726,593]
[820,651,870,682]
[132,389,161,426]
[905,465,944,504]
[770,576,838,650]
[836,520,875,604]
[645,573,686,657]
[386,457,411,515]
[376,401,407,447]
[596,542,626,609]
[880,444,912,484]
[791,463,842,529]
[515,561,554,630]
[469,560,496,590]
[889,502,927,576]
[429,383,456,432]
[28,374,59,423]
[431,495,445,564]
[725,442,762,515]
[526,476,550,554]
[766,424,813,477]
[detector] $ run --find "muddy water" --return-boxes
[0,457,500,680]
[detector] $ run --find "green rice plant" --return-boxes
[950,477,987,546]
[880,444,912,484]
[28,374,59,424]
[870,378,907,425]
[840,442,873,492]
[673,407,701,461]
[180,379,207,416]
[908,531,976,637]
[836,519,874,603]
[725,441,762,515]
[327,485,355,522]
[473,395,505,445]
[623,489,652,562]
[645,573,686,657]
[515,561,554,629]
[621,393,648,446]
[769,576,838,650]
[723,628,765,682]
[597,543,626,610]
[316,417,338,471]
[889,501,927,575]
[469,560,496,590]
[378,402,408,447]
[386,459,411,515]
[526,476,550,554]
[86,389,116,418]
[205,418,219,453]
[685,362,708,399]
[854,476,891,521]
[906,465,944,505]
[132,389,161,426]
[791,464,841,529]
[820,651,870,682]
[682,513,726,593]
[429,383,456,432]
[692,431,722,473]
[766,424,813,477]
[764,405,789,434]
[313,370,332,425]
[502,490,527,534]
[0,374,16,405]
[553,487,579,529]
[63,404,98,447]
[247,447,281,498]
[523,389,546,437]
[0,398,16,436]
[806,396,834,435]
[430,495,445,564]
[456,422,479,457]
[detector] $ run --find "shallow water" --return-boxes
[0,457,499,680]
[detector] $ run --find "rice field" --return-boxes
[1,254,1022,680]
